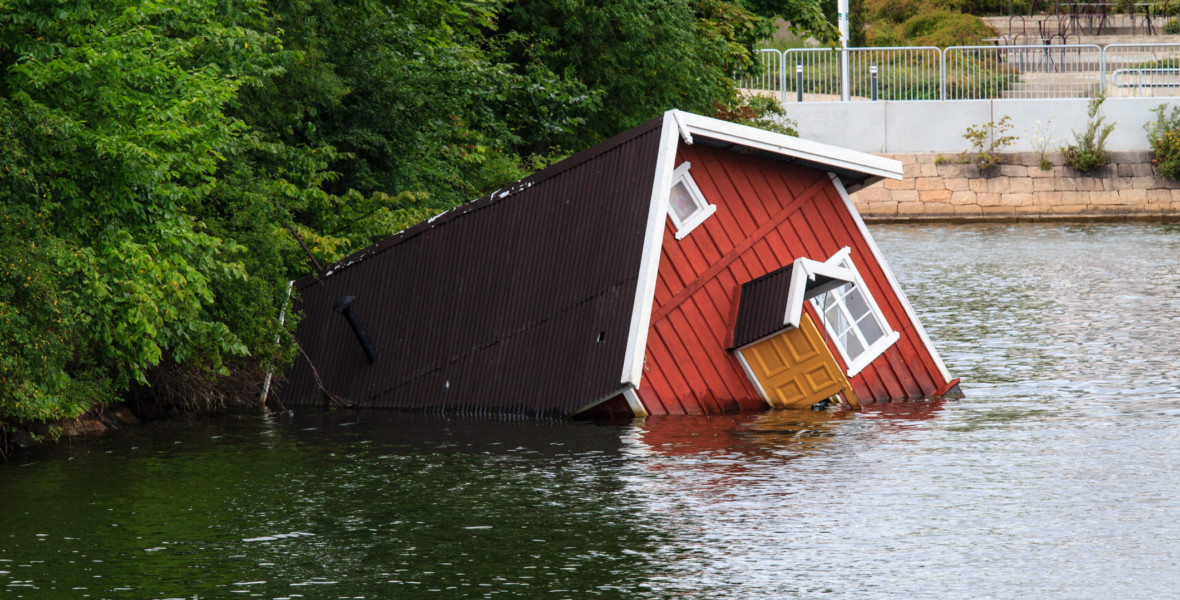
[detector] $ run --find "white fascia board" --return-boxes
[672,110,902,181]
[622,387,649,418]
[829,174,952,382]
[620,111,682,388]
[671,109,694,144]
[783,257,855,329]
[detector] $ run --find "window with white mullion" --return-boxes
[666,162,716,240]
[810,251,899,376]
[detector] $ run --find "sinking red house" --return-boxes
[280,110,960,418]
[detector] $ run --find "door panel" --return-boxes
[742,313,860,409]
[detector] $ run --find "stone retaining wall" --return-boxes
[851,151,1180,221]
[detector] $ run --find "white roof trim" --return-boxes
[784,258,856,330]
[671,110,694,145]
[828,173,952,382]
[620,112,681,388]
[623,387,649,418]
[668,110,902,181]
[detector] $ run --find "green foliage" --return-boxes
[1146,104,1180,180]
[750,0,839,44]
[866,0,965,25]
[820,0,866,46]
[960,116,1018,170]
[1029,118,1058,171]
[957,0,1030,14]
[1063,93,1115,172]
[863,0,995,47]
[236,0,583,207]
[0,0,832,425]
[0,1,277,420]
[717,95,799,136]
[496,0,776,148]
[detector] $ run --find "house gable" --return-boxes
[631,139,949,415]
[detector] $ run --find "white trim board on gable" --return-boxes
[829,173,952,383]
[669,110,903,182]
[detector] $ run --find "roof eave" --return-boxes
[670,110,903,181]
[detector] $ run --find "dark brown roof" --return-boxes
[730,265,797,350]
[280,118,665,417]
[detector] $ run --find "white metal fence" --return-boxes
[737,43,1180,101]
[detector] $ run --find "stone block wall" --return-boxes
[851,151,1180,221]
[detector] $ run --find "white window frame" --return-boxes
[809,247,900,377]
[667,162,716,240]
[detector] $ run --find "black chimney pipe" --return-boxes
[333,296,378,364]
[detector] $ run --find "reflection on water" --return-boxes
[3,223,1180,598]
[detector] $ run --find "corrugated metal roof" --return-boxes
[730,264,796,350]
[730,261,849,350]
[280,118,664,417]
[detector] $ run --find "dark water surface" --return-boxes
[4,222,1180,599]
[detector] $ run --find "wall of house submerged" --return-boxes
[635,144,950,416]
[851,152,1180,220]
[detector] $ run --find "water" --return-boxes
[3,222,1180,599]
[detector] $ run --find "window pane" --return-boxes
[857,313,886,345]
[841,329,865,358]
[669,182,699,223]
[810,255,896,371]
[845,288,871,321]
[833,282,854,301]
[824,297,850,337]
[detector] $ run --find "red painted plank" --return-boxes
[813,188,943,395]
[649,173,829,325]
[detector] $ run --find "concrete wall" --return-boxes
[789,97,1179,154]
[850,151,1180,220]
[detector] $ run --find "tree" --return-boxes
[0,0,286,420]
[494,0,780,149]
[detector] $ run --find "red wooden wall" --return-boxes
[636,144,949,415]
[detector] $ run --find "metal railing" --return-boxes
[738,43,1180,101]
[944,44,1101,99]
[735,49,785,101]
[1103,43,1180,97]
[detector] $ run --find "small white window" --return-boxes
[809,248,900,376]
[667,162,716,240]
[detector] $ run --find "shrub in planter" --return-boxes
[1063,92,1115,172]
[1146,103,1180,180]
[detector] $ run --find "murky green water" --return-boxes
[4,222,1180,599]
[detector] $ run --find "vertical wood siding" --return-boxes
[638,143,949,415]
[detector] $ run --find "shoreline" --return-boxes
[851,151,1180,221]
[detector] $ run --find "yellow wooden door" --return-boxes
[742,313,860,410]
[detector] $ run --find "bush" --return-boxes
[717,95,799,136]
[865,0,964,24]
[1063,93,1115,172]
[900,9,997,47]
[960,115,1018,170]
[1146,103,1180,180]
[863,0,995,47]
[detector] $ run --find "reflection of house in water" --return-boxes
[282,111,960,418]
[630,399,947,459]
